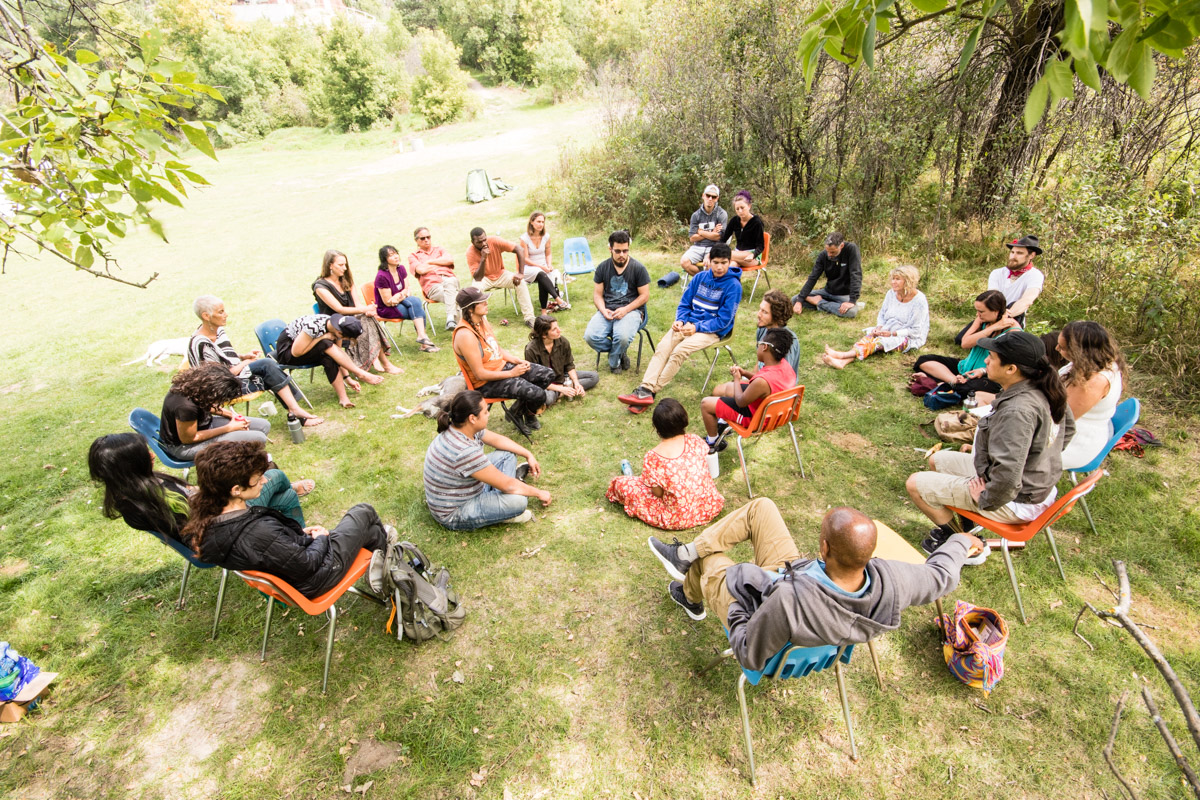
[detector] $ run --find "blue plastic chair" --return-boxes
[1066,397,1140,536]
[592,310,655,372]
[253,318,315,407]
[561,237,594,306]
[129,408,194,482]
[150,531,230,639]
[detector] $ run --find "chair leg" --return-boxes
[834,646,858,761]
[748,271,762,305]
[698,647,734,676]
[177,562,193,610]
[322,605,338,695]
[260,595,275,661]
[211,569,228,641]
[737,436,752,498]
[736,672,756,785]
[788,421,806,479]
[635,331,644,372]
[422,302,434,337]
[1045,526,1067,582]
[866,639,883,690]
[1070,472,1100,537]
[1002,539,1027,625]
[702,346,729,394]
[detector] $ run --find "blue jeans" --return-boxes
[585,309,646,368]
[247,468,305,526]
[245,358,291,394]
[804,288,858,318]
[442,451,529,531]
[381,296,426,322]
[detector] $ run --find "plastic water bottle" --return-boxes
[287,414,305,444]
[620,459,633,476]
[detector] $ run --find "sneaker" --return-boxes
[524,413,541,431]
[501,509,534,524]
[515,463,530,482]
[524,319,535,329]
[708,427,731,455]
[920,527,952,555]
[445,320,457,332]
[620,353,630,372]
[668,581,706,621]
[964,542,991,566]
[648,535,694,581]
[618,386,655,407]
[503,404,533,437]
[610,363,625,375]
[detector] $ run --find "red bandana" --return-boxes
[1007,240,1034,278]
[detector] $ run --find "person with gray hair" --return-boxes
[188,295,324,426]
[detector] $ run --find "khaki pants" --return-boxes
[683,498,800,626]
[473,272,535,323]
[909,450,1024,524]
[423,277,462,324]
[640,328,720,393]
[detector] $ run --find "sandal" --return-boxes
[291,479,316,497]
[418,340,441,353]
[300,416,325,427]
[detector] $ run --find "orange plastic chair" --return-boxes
[236,548,383,694]
[357,283,404,352]
[947,469,1104,624]
[741,230,771,304]
[724,385,807,498]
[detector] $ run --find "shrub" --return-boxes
[532,33,586,102]
[322,17,393,131]
[411,30,473,127]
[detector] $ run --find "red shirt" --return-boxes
[747,361,796,417]
[409,245,454,293]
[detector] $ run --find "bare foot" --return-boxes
[384,364,404,374]
[340,399,356,409]
[300,415,325,427]
[345,377,362,393]
[822,353,849,370]
[360,373,384,385]
[291,479,315,497]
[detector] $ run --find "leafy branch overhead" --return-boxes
[0,5,223,286]
[798,0,1200,132]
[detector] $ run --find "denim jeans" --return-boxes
[244,358,291,394]
[442,451,529,531]
[584,309,646,368]
[803,288,858,318]
[246,468,305,526]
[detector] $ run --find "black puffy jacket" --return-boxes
[198,507,337,599]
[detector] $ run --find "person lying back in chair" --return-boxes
[646,498,981,671]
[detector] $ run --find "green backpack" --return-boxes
[368,538,465,643]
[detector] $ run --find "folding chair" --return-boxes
[254,319,315,409]
[148,531,230,639]
[452,352,530,443]
[561,237,594,307]
[947,469,1104,624]
[593,313,655,372]
[357,283,405,350]
[236,548,383,694]
[724,386,807,498]
[1066,397,1140,536]
[741,231,771,305]
[128,408,194,482]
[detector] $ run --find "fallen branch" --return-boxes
[1103,691,1138,800]
[1142,687,1200,799]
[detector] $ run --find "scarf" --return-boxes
[1007,260,1034,279]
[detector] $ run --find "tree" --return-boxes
[532,31,586,101]
[322,17,392,131]
[411,29,473,126]
[0,0,222,286]
[799,0,1200,214]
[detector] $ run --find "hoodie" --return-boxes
[725,534,971,671]
[677,265,743,338]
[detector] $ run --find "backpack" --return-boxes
[368,539,465,643]
[936,600,1008,696]
[908,373,939,397]
[933,410,978,445]
[923,383,964,411]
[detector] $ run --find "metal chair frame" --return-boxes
[357,283,412,350]
[1066,397,1140,537]
[253,319,315,409]
[151,532,230,641]
[593,317,655,373]
[725,387,807,497]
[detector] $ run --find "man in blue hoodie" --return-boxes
[618,243,742,410]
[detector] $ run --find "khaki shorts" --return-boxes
[910,450,1024,524]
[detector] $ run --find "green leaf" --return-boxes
[151,183,183,207]
[1046,58,1075,103]
[1142,16,1193,57]
[805,1,833,24]
[75,244,94,268]
[75,49,100,65]
[1074,55,1102,91]
[176,169,210,186]
[0,137,30,152]
[908,0,948,12]
[1127,43,1157,99]
[958,24,982,75]
[1024,74,1049,132]
[1072,0,1093,47]
[862,14,877,68]
[129,177,154,203]
[134,130,162,153]
[1105,26,1141,82]
[181,121,216,160]
[64,60,89,94]
[147,215,167,242]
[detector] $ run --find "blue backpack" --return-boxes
[923,385,964,411]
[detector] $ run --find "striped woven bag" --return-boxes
[936,600,1009,696]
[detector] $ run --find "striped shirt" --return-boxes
[189,327,249,377]
[423,428,491,523]
[285,315,330,341]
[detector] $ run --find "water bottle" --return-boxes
[287,414,305,444]
[707,451,720,479]
[620,459,633,476]
[963,392,978,410]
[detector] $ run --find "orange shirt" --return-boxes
[409,245,454,293]
[465,236,516,281]
[453,319,504,387]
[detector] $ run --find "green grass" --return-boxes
[1,89,1198,799]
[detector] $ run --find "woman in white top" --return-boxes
[520,211,569,314]
[1056,321,1124,470]
[823,265,930,369]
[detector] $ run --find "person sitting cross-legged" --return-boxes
[700,328,796,454]
[524,315,598,405]
[645,498,980,670]
[618,242,742,411]
[423,391,551,530]
[821,265,929,369]
[912,289,1019,404]
[792,232,862,318]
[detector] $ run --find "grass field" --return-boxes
[0,88,1198,800]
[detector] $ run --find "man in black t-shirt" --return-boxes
[792,232,862,318]
[583,230,651,373]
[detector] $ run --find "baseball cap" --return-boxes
[977,331,1045,369]
[703,184,720,197]
[328,313,362,338]
[456,286,488,311]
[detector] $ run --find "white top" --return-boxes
[988,266,1045,307]
[875,290,929,351]
[1059,362,1122,470]
[520,232,549,269]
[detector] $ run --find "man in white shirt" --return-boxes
[987,235,1044,326]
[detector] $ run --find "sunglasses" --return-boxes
[703,193,718,199]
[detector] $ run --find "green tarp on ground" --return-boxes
[466,168,513,203]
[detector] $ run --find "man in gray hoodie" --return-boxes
[648,498,979,671]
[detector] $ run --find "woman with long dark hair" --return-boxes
[520,211,568,313]
[312,249,401,374]
[88,433,311,541]
[906,331,1074,559]
[182,441,387,599]
[913,289,1020,401]
[1056,321,1125,470]
[374,244,439,353]
[524,315,597,404]
[422,390,551,530]
[719,190,766,269]
[159,362,271,461]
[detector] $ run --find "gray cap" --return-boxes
[703,184,720,196]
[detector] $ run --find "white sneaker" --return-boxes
[501,510,533,524]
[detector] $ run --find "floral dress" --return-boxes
[606,434,724,530]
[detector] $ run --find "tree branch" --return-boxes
[1142,687,1200,799]
[7,226,157,287]
[1103,691,1138,800]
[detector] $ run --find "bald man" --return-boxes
[647,498,980,670]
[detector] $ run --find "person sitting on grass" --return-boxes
[524,315,598,405]
[423,391,551,531]
[88,432,313,542]
[312,249,402,374]
[183,441,387,599]
[274,313,383,409]
[792,232,862,318]
[159,362,272,462]
[374,244,440,353]
[906,331,1073,558]
[700,328,796,454]
[821,265,929,369]
[188,295,323,427]
[618,242,742,412]
[912,289,1019,403]
[645,498,980,669]
[606,399,724,531]
[453,287,557,437]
